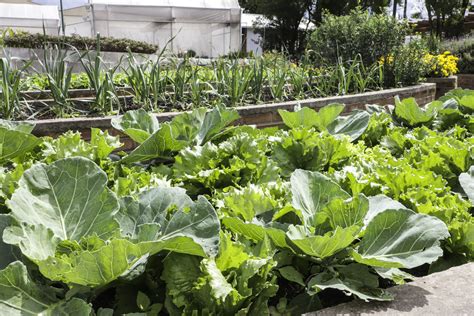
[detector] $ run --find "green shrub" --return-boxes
[3,30,157,54]
[441,36,474,74]
[307,9,411,66]
[382,39,431,87]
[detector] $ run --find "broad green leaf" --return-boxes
[7,157,119,246]
[3,224,60,261]
[216,233,250,272]
[312,103,346,129]
[353,208,449,268]
[117,187,193,240]
[220,185,277,221]
[0,215,17,269]
[0,120,35,133]
[122,123,188,164]
[222,217,288,248]
[327,110,370,141]
[459,166,474,204]
[290,169,350,228]
[111,109,160,144]
[374,267,414,285]
[322,194,368,229]
[0,261,92,315]
[394,96,437,126]
[162,254,203,311]
[201,259,240,304]
[195,105,240,145]
[278,107,321,129]
[278,266,305,286]
[279,104,345,130]
[286,225,359,259]
[137,196,221,257]
[137,291,151,311]
[308,264,393,302]
[37,238,143,287]
[459,95,474,110]
[48,298,92,316]
[0,127,41,165]
[90,128,122,159]
[364,195,406,226]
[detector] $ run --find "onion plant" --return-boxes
[0,56,30,120]
[124,53,151,108]
[78,34,121,114]
[169,57,193,106]
[37,44,75,118]
[125,39,173,110]
[248,57,265,102]
[214,58,253,107]
[267,56,289,101]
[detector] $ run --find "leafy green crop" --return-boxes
[0,95,472,314]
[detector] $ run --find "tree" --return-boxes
[426,0,470,37]
[239,0,314,55]
[238,0,395,55]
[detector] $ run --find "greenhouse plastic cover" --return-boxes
[64,0,242,57]
[66,0,241,23]
[0,3,59,29]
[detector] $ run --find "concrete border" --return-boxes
[307,263,474,316]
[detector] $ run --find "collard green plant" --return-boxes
[279,103,370,141]
[111,109,160,144]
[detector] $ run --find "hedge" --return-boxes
[3,31,158,54]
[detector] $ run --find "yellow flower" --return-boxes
[424,52,459,77]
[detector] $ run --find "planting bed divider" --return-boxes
[426,76,458,99]
[458,74,474,90]
[30,83,436,151]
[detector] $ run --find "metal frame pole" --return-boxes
[59,0,65,35]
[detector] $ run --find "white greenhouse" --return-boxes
[0,2,59,35]
[63,0,242,57]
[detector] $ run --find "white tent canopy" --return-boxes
[0,3,59,34]
[64,0,242,57]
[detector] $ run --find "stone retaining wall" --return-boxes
[30,83,436,151]
[458,74,474,90]
[426,76,458,99]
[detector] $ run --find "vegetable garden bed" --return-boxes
[0,87,472,315]
[29,83,436,151]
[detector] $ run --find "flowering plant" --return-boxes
[424,51,459,77]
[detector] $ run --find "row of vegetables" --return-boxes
[1,41,460,121]
[0,88,472,315]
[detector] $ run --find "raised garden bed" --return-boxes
[30,83,436,150]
